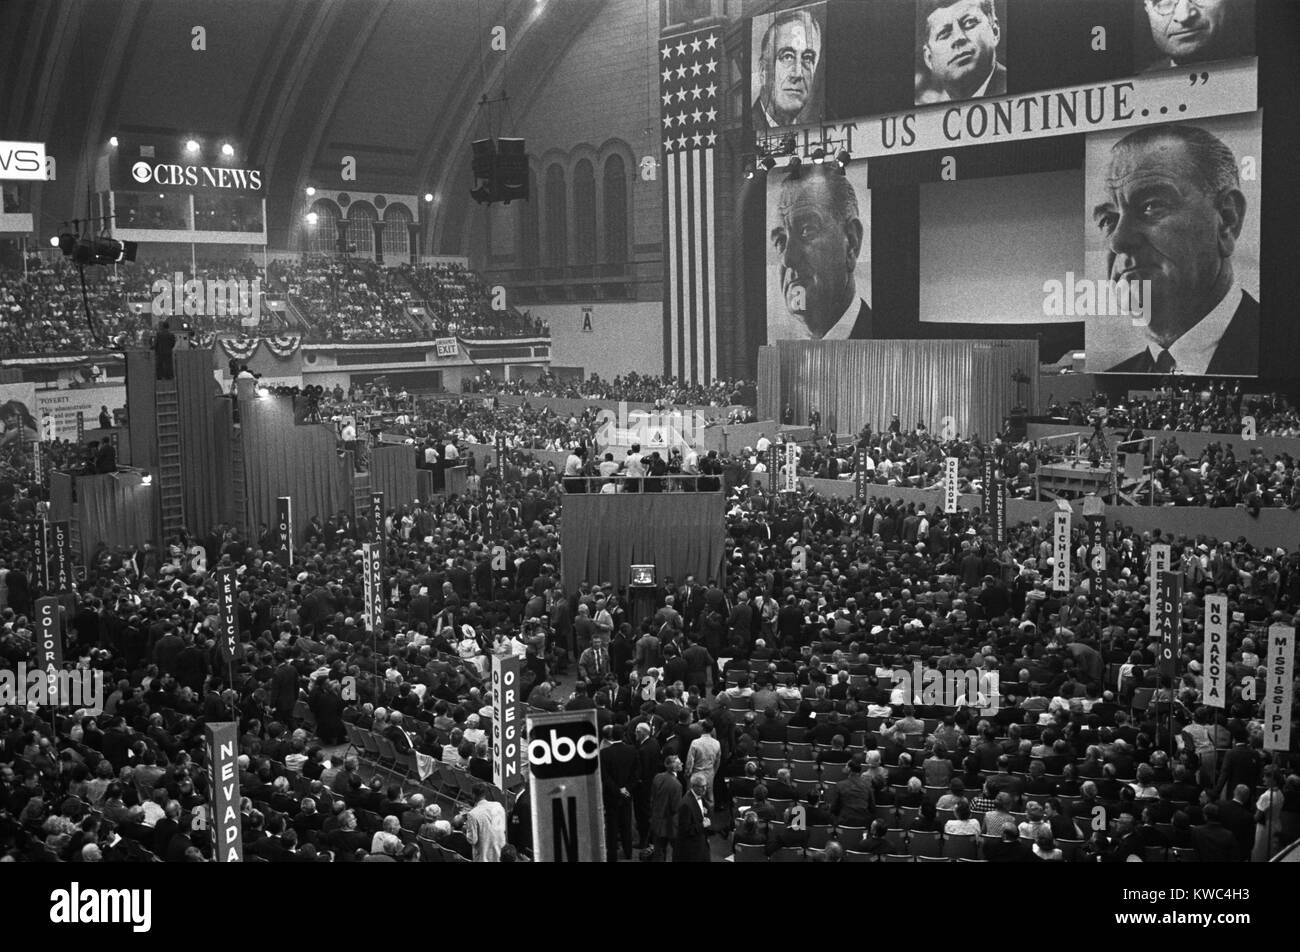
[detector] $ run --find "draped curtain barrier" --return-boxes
[48,471,158,563]
[469,394,745,422]
[560,493,727,594]
[371,444,420,508]
[759,340,1038,442]
[125,350,158,473]
[787,475,1300,552]
[1027,422,1300,461]
[237,382,351,543]
[175,349,225,537]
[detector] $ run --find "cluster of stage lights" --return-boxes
[108,135,236,157]
[301,186,436,225]
[745,148,850,179]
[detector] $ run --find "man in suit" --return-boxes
[1141,0,1253,71]
[1191,803,1240,862]
[674,772,712,862]
[1098,123,1257,376]
[916,0,1006,104]
[649,755,684,861]
[599,725,640,861]
[153,320,176,380]
[270,649,300,725]
[750,7,822,130]
[632,722,661,849]
[771,164,873,341]
[1217,784,1256,859]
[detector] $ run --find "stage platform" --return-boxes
[1036,460,1117,498]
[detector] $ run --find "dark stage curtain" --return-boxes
[759,339,1038,441]
[125,350,157,472]
[75,473,157,563]
[371,444,420,508]
[238,387,351,544]
[560,493,726,594]
[175,349,224,536]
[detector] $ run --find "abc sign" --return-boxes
[527,722,599,778]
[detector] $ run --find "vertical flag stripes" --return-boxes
[660,28,721,384]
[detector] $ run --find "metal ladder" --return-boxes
[156,379,184,539]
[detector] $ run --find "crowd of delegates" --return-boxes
[270,257,419,343]
[266,258,546,343]
[0,258,280,356]
[1046,384,1300,438]
[470,370,755,408]
[397,263,548,341]
[765,420,1300,511]
[1,390,1299,863]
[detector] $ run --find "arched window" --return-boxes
[307,199,341,255]
[573,159,596,266]
[602,154,628,265]
[544,164,567,270]
[518,166,540,269]
[347,201,377,257]
[383,203,413,262]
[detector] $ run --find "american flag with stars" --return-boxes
[660,27,721,384]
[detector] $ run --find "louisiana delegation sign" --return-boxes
[129,160,263,192]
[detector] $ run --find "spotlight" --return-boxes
[743,160,755,180]
[836,149,850,168]
[305,186,316,197]
[67,235,137,265]
[257,385,270,398]
[305,211,319,225]
[49,235,61,248]
[787,156,802,173]
[810,148,826,164]
[759,156,777,172]
[221,143,234,157]
[109,136,118,148]
[423,192,434,203]
[141,474,152,486]
[185,139,200,153]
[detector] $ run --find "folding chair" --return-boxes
[1169,847,1199,862]
[771,846,805,862]
[884,828,908,852]
[787,743,813,761]
[908,830,942,858]
[789,760,820,783]
[883,852,913,863]
[942,834,978,860]
[416,836,443,862]
[844,849,878,862]
[733,843,767,863]
[359,729,383,764]
[372,735,399,771]
[759,741,787,760]
[872,803,898,826]
[761,757,787,776]
[1143,845,1169,863]
[896,805,920,827]
[807,824,832,849]
[917,854,951,863]
[768,798,794,814]
[835,825,866,850]
[1057,838,1085,862]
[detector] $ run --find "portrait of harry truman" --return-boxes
[1093,123,1257,376]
